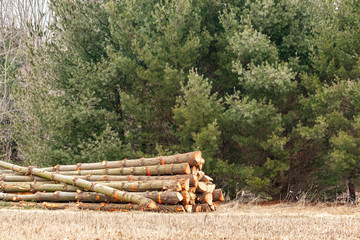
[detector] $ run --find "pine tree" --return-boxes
[173,69,223,159]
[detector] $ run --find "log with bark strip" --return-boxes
[44,163,191,176]
[0,174,198,187]
[41,151,202,171]
[0,151,224,212]
[0,180,185,192]
[0,161,158,210]
[0,190,183,205]
[2,202,186,212]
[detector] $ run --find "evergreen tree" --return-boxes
[106,0,212,153]
[312,0,360,81]
[10,0,360,201]
[173,69,223,159]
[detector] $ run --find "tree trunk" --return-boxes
[0,174,47,182]
[41,151,202,171]
[0,191,183,204]
[348,180,356,204]
[0,180,182,193]
[49,163,191,176]
[42,202,186,212]
[143,191,183,205]
[0,161,157,210]
[0,173,198,186]
[0,182,78,192]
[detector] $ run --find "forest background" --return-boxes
[1,0,360,201]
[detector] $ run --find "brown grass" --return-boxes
[1,202,360,239]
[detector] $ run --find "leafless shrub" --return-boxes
[0,0,51,161]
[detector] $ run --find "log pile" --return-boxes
[0,152,224,212]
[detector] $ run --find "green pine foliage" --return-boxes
[173,69,223,159]
[5,0,360,200]
[312,0,360,81]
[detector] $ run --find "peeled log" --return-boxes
[42,151,202,171]
[52,163,190,176]
[0,170,16,174]
[0,182,78,192]
[0,161,157,210]
[0,180,182,193]
[0,175,48,182]
[41,202,186,212]
[0,174,198,187]
[76,202,185,212]
[212,189,225,202]
[0,191,103,202]
[0,191,183,204]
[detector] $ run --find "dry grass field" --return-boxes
[1,202,360,239]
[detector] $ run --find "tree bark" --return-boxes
[0,180,182,193]
[41,151,202,171]
[192,203,212,212]
[0,191,183,204]
[0,161,157,210]
[42,202,186,212]
[212,189,225,202]
[49,163,191,176]
[40,202,186,212]
[0,173,198,186]
[196,192,213,205]
[348,180,356,204]
[213,201,221,210]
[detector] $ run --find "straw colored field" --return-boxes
[1,202,360,240]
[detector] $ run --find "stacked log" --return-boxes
[0,151,224,212]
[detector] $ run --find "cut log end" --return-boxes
[197,171,205,181]
[184,205,193,213]
[196,192,213,205]
[196,182,208,193]
[181,191,190,205]
[144,200,158,210]
[184,164,191,174]
[206,184,216,193]
[176,192,184,202]
[213,189,225,202]
[180,179,190,191]
[193,151,202,166]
